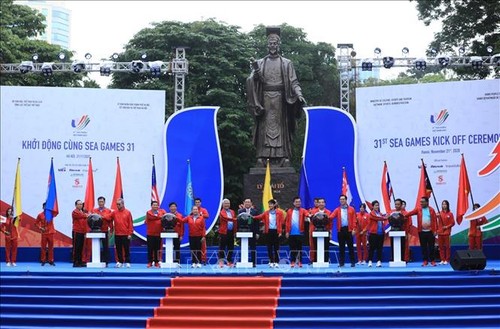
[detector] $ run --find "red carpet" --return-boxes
[147,276,282,329]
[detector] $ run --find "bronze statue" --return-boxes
[246,26,306,167]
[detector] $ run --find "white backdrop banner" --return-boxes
[356,79,500,236]
[0,86,165,241]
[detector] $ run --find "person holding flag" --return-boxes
[468,203,488,250]
[330,194,357,267]
[436,200,455,265]
[35,203,56,266]
[1,208,18,266]
[146,200,166,268]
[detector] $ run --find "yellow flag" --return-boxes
[262,160,274,212]
[12,158,22,227]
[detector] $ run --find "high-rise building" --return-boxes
[16,1,71,50]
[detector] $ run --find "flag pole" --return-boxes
[422,158,440,212]
[385,160,397,203]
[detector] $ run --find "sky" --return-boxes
[62,0,441,84]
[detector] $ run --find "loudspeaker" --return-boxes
[451,250,486,271]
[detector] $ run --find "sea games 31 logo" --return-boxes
[71,115,90,136]
[430,109,449,132]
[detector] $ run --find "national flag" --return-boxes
[151,155,160,203]
[456,154,471,225]
[415,159,433,208]
[84,158,95,212]
[298,160,313,210]
[381,161,394,214]
[11,158,22,227]
[184,159,194,215]
[44,158,59,222]
[342,167,352,205]
[111,157,123,211]
[262,160,274,212]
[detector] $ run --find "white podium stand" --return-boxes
[86,232,105,268]
[160,232,179,268]
[389,231,406,267]
[312,231,330,268]
[236,232,253,268]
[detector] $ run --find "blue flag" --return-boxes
[184,160,194,216]
[44,158,59,222]
[298,160,313,210]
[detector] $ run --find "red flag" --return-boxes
[456,154,471,225]
[381,161,394,213]
[342,167,352,205]
[415,159,433,208]
[84,158,95,212]
[111,157,123,211]
[151,155,160,203]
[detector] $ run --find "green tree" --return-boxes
[0,0,88,87]
[413,0,500,78]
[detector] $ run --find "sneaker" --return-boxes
[116,262,123,268]
[422,261,428,267]
[291,261,295,268]
[376,261,382,267]
[298,262,303,268]
[356,261,362,265]
[368,261,373,267]
[6,262,11,267]
[196,263,202,268]
[218,261,224,268]
[439,261,444,265]
[361,260,366,265]
[351,263,356,267]
[41,262,46,266]
[147,262,152,268]
[443,261,448,265]
[12,263,17,267]
[268,262,274,268]
[431,261,436,266]
[126,263,131,268]
[155,262,160,268]
[49,262,55,266]
[227,262,233,268]
[191,263,197,268]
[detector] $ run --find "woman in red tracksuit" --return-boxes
[368,201,387,267]
[469,203,488,250]
[356,203,369,265]
[182,206,206,268]
[253,199,285,268]
[437,200,455,265]
[1,208,18,266]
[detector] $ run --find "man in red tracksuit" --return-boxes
[406,196,438,267]
[330,194,357,267]
[218,199,237,267]
[92,196,113,266]
[183,205,206,268]
[169,202,184,265]
[355,203,369,265]
[285,197,308,267]
[195,198,210,265]
[35,203,56,266]
[146,201,167,268]
[254,199,286,268]
[110,198,134,268]
[72,200,88,267]
[309,198,331,263]
[469,203,488,250]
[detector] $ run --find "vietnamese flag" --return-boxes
[84,158,95,212]
[456,154,471,225]
[111,157,123,211]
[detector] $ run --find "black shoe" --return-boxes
[49,262,55,266]
[73,263,79,267]
[338,263,345,267]
[41,262,46,266]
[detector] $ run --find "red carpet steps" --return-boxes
[147,276,282,329]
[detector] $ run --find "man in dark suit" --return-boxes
[238,198,260,267]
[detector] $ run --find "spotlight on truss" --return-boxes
[486,46,493,54]
[58,52,66,61]
[71,60,86,73]
[361,59,373,71]
[32,54,39,61]
[415,58,427,71]
[470,56,483,69]
[112,53,119,60]
[130,60,145,73]
[382,56,394,69]
[19,61,34,74]
[149,61,163,77]
[84,53,92,60]
[41,62,54,76]
[402,47,409,55]
[374,47,381,55]
[100,61,113,76]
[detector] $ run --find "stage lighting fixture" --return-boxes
[84,53,92,60]
[382,56,394,68]
[41,62,54,76]
[100,61,113,76]
[361,59,373,71]
[71,60,86,73]
[458,46,466,55]
[141,53,147,60]
[402,47,409,55]
[130,60,144,73]
[486,46,493,53]
[19,61,34,74]
[415,58,427,70]
[374,47,381,55]
[437,56,450,67]
[58,52,66,61]
[112,53,119,60]
[149,61,163,77]
[32,54,39,61]
[470,56,483,69]
[430,48,438,56]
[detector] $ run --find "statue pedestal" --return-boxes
[86,232,105,268]
[236,232,253,268]
[389,231,406,267]
[160,232,178,268]
[312,231,330,268]
[244,166,298,207]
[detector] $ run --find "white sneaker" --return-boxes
[191,263,196,268]
[125,263,131,268]
[361,260,366,265]
[12,263,17,267]
[268,262,274,268]
[356,261,362,265]
[115,262,122,268]
[439,261,444,265]
[196,263,202,268]
[368,261,373,267]
[6,262,11,267]
[443,261,448,265]
[376,261,382,267]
